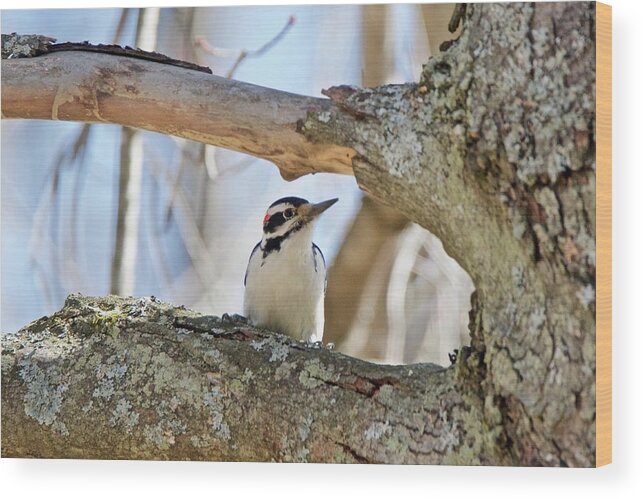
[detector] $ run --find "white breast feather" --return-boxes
[243,226,326,342]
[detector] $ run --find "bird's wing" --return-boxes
[244,242,261,286]
[312,243,327,292]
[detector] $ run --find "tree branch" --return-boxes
[0,1,599,466]
[1,49,354,180]
[300,2,597,466]
[1,294,500,464]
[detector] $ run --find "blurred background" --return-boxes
[1,4,473,366]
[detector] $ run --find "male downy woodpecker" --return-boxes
[243,196,338,342]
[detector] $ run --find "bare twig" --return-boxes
[195,15,295,79]
[146,149,219,292]
[164,15,296,233]
[112,8,132,44]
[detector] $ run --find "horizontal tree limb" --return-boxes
[1,294,501,464]
[1,50,355,180]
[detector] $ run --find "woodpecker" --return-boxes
[243,196,338,342]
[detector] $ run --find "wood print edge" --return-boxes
[595,1,612,468]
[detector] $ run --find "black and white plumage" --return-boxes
[243,196,338,342]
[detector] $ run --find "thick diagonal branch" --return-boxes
[1,50,354,180]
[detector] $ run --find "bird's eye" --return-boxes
[284,208,295,219]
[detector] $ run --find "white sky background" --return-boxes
[1,0,642,497]
[0,5,429,330]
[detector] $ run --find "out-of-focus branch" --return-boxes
[110,8,160,295]
[26,9,146,300]
[324,196,407,349]
[359,6,392,87]
[164,15,296,230]
[324,4,408,352]
[195,15,296,79]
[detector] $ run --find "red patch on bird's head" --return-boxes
[263,213,271,226]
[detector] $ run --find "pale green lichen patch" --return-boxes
[18,359,67,425]
[52,420,69,436]
[279,433,310,463]
[143,424,174,450]
[298,414,314,442]
[92,358,128,400]
[241,368,254,382]
[1,33,56,59]
[364,421,391,441]
[274,361,296,381]
[298,358,338,389]
[203,386,231,441]
[250,336,289,362]
[110,399,139,432]
[203,348,221,364]
[383,432,410,456]
[190,434,213,448]
[90,306,127,337]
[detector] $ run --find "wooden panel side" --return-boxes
[595,1,612,468]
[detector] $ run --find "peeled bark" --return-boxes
[1,2,598,465]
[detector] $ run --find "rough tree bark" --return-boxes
[1,2,597,465]
[2,294,497,463]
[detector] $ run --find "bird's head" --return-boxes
[261,196,338,239]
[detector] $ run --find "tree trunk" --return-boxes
[301,2,597,466]
[1,2,597,466]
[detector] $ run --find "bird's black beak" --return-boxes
[301,198,338,219]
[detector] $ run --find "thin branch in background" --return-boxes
[145,149,219,292]
[110,127,144,295]
[146,166,176,293]
[110,7,160,295]
[385,224,426,364]
[28,7,135,304]
[163,158,187,228]
[196,145,212,233]
[112,8,133,44]
[202,143,217,179]
[163,15,296,238]
[28,123,93,301]
[67,125,91,264]
[195,15,295,79]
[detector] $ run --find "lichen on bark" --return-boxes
[299,2,597,467]
[3,294,504,464]
[1,2,598,467]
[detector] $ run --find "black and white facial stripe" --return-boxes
[263,197,307,234]
[261,197,309,256]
